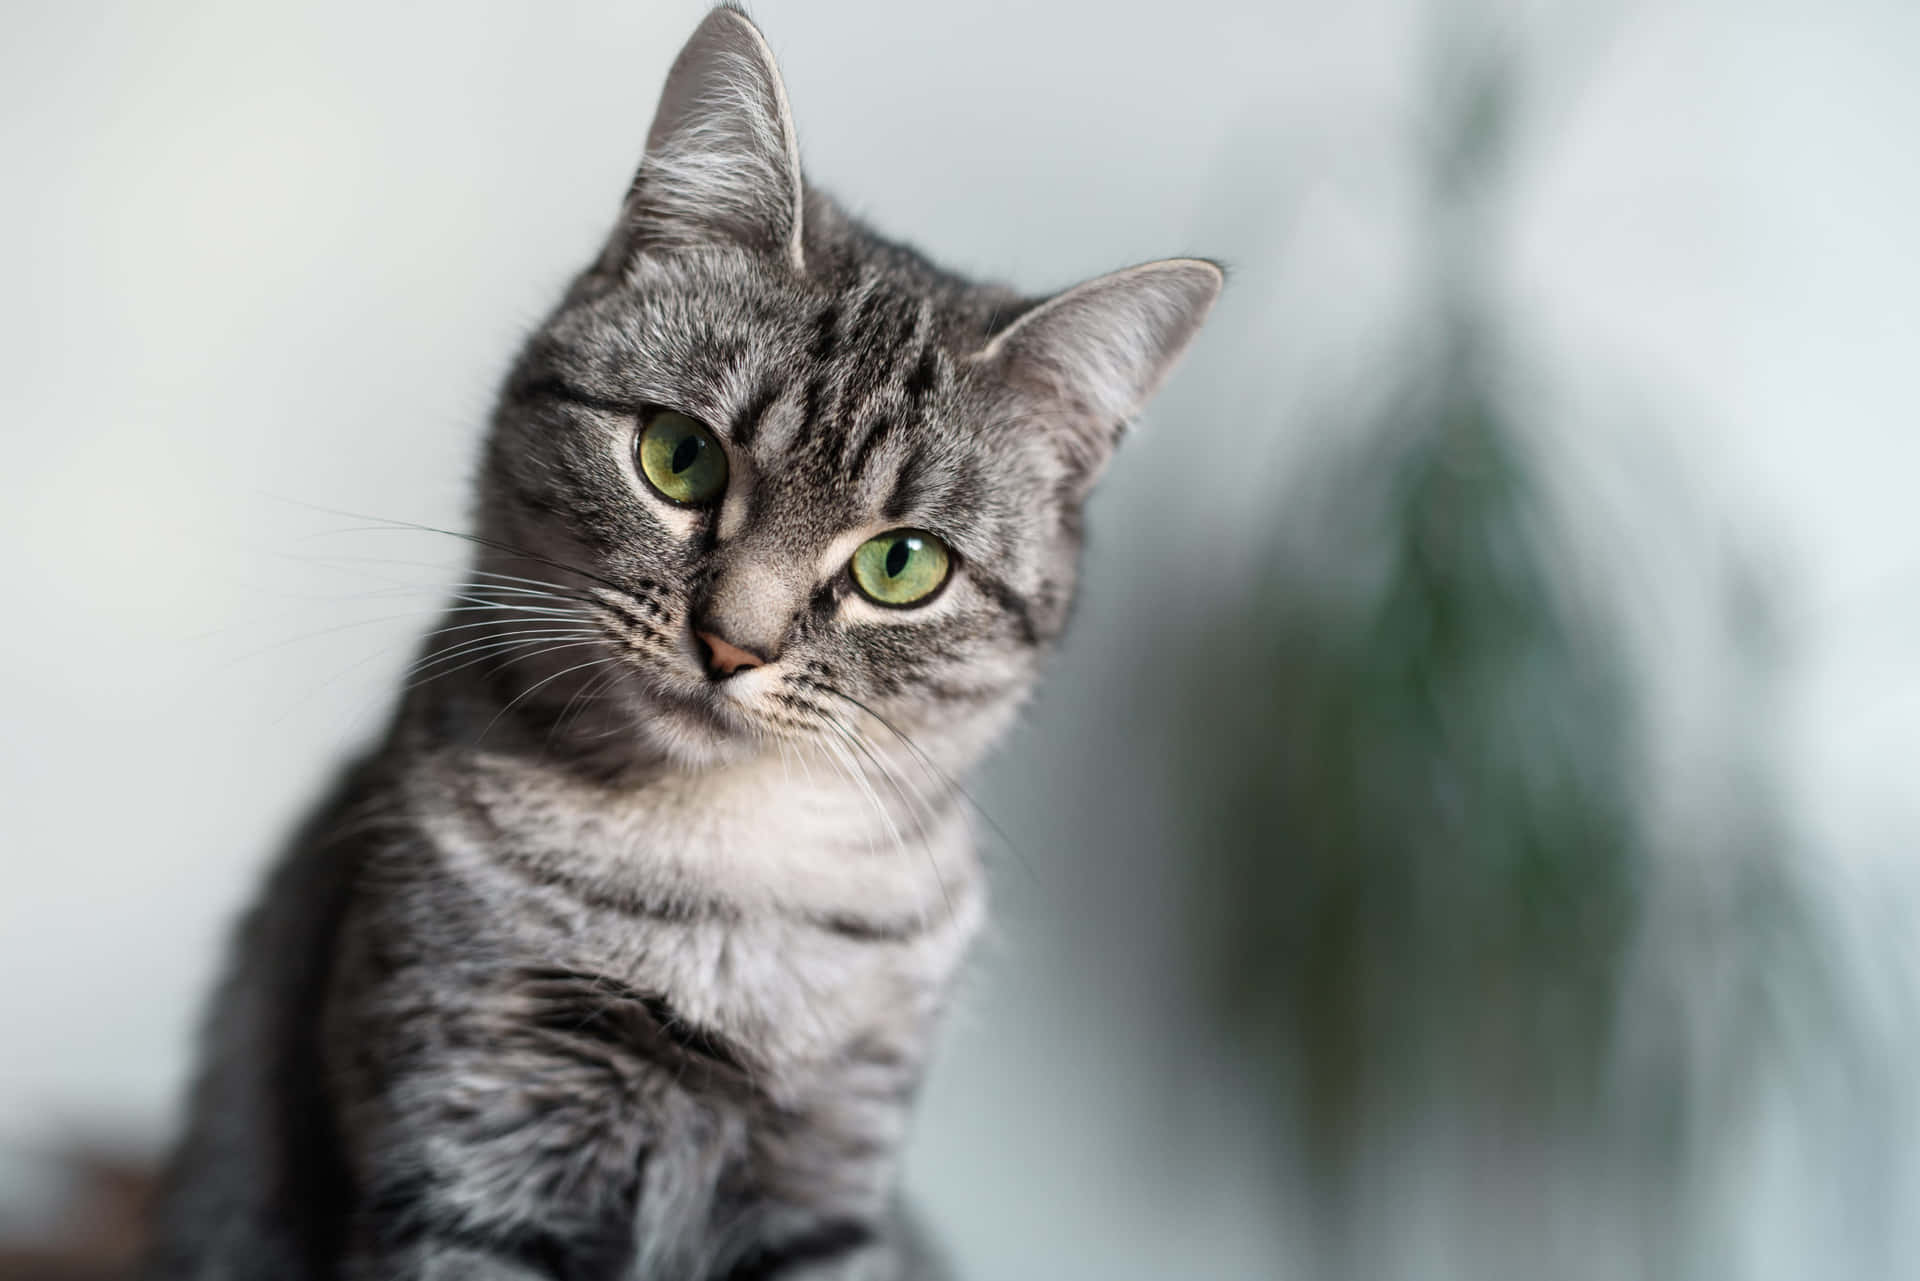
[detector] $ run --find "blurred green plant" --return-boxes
[1210,321,1640,1160]
[1180,13,1846,1278]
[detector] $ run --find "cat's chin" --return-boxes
[618,677,769,770]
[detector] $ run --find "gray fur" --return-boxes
[144,7,1218,1280]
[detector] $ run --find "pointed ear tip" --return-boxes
[1122,257,1226,314]
[683,4,776,63]
[702,3,761,34]
[1161,257,1228,296]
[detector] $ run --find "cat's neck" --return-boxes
[394,676,987,934]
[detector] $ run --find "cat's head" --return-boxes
[470,6,1218,771]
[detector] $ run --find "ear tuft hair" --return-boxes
[973,258,1223,493]
[607,6,805,271]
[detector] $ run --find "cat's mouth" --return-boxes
[626,657,840,766]
[608,649,776,758]
[588,612,801,760]
[643,678,734,726]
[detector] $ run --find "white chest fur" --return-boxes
[414,745,985,1074]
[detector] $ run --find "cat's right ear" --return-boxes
[971,258,1223,497]
[600,6,805,273]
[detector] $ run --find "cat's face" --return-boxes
[463,8,1217,771]
[479,250,1069,767]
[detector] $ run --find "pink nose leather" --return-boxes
[695,630,766,678]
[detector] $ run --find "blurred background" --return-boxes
[4,1,1918,1277]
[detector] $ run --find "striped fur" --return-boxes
[144,7,1218,1279]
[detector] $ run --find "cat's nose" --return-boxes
[694,628,768,679]
[691,557,798,677]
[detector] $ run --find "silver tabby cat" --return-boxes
[144,7,1219,1279]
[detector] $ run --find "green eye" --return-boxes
[636,410,728,505]
[850,529,952,607]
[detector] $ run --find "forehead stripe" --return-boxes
[730,378,782,450]
[811,300,841,362]
[882,441,929,523]
[799,373,838,461]
[846,415,897,485]
[903,346,940,405]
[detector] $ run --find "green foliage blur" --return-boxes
[1175,19,1852,1278]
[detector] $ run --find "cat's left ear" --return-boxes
[971,258,1223,496]
[605,6,805,271]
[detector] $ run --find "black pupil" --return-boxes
[669,434,702,475]
[885,538,913,578]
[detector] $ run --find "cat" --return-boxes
[141,7,1219,1279]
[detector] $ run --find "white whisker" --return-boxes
[478,654,622,742]
[406,635,603,691]
[822,713,953,922]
